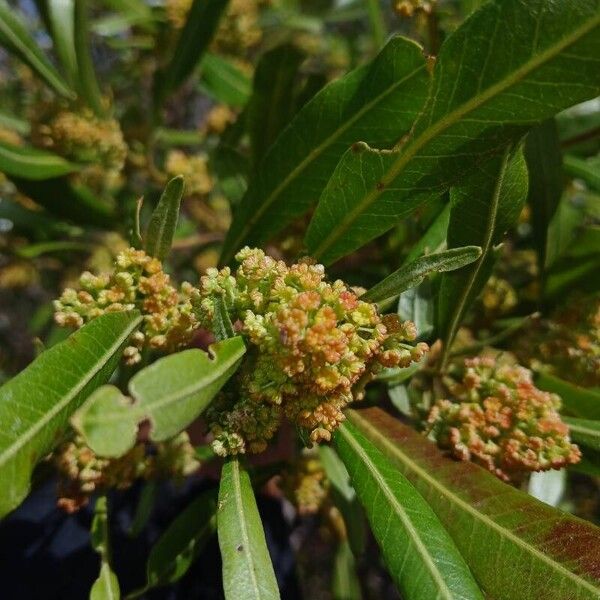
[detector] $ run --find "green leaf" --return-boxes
[332,540,362,600]
[200,53,251,108]
[74,0,106,116]
[9,176,115,228]
[348,407,600,600]
[129,338,246,441]
[46,0,78,84]
[128,482,157,538]
[563,154,600,192]
[70,385,140,458]
[0,311,141,519]
[141,489,217,590]
[247,44,305,171]
[335,420,484,600]
[437,147,528,367]
[0,0,74,98]
[218,458,280,600]
[90,496,120,600]
[403,202,450,265]
[91,563,120,600]
[536,372,600,420]
[0,141,78,180]
[524,120,563,273]
[220,35,429,263]
[398,278,435,340]
[144,176,185,261]
[103,0,156,32]
[305,0,600,264]
[156,0,230,104]
[563,417,600,452]
[362,246,482,304]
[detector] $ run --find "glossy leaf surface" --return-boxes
[305,0,600,264]
[144,176,185,261]
[362,246,481,304]
[129,338,246,441]
[71,385,140,458]
[0,311,141,518]
[218,458,280,600]
[335,421,484,600]
[347,407,600,600]
[220,35,429,263]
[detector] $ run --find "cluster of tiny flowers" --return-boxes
[54,248,198,364]
[53,432,198,513]
[165,150,213,196]
[516,294,599,387]
[280,454,330,516]
[31,108,127,173]
[196,248,428,456]
[212,0,265,57]
[165,0,193,28]
[480,275,518,318]
[425,357,580,482]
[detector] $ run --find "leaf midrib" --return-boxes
[310,12,600,260]
[224,55,427,258]
[232,459,262,599]
[348,409,600,596]
[134,346,244,412]
[0,314,142,467]
[440,148,510,368]
[339,424,455,600]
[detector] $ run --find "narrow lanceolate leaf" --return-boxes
[563,154,600,192]
[362,246,481,304]
[0,311,141,519]
[71,385,140,458]
[144,176,185,261]
[218,458,280,600]
[74,0,106,116]
[524,120,563,272]
[129,338,245,441]
[403,203,450,265]
[247,44,305,171]
[155,0,230,103]
[200,53,251,108]
[348,407,600,600]
[0,141,78,180]
[437,148,528,366]
[140,490,217,592]
[332,541,362,600]
[305,0,600,264]
[46,0,78,84]
[563,417,600,452]
[0,1,74,98]
[90,496,120,600]
[220,35,429,263]
[536,372,600,421]
[335,421,484,600]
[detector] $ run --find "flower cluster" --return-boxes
[212,0,265,58]
[165,0,193,28]
[516,294,599,387]
[31,108,127,174]
[280,454,330,516]
[165,150,213,196]
[53,432,198,513]
[54,248,198,364]
[196,248,428,456]
[425,357,580,482]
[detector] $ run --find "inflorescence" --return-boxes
[54,248,197,365]
[53,432,198,513]
[195,247,428,456]
[425,356,580,482]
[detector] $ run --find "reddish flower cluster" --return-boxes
[426,357,580,482]
[54,248,197,364]
[197,248,428,456]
